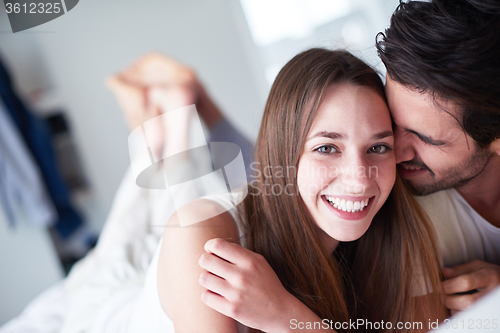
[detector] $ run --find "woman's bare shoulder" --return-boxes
[166,198,238,229]
[157,198,240,333]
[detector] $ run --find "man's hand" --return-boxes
[442,260,500,315]
[198,238,302,333]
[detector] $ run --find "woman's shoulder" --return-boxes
[166,196,240,230]
[157,198,242,332]
[167,190,247,240]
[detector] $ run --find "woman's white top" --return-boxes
[89,192,248,333]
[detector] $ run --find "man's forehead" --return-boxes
[385,76,464,141]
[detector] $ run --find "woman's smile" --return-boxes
[321,195,374,220]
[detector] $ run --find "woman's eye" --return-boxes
[315,145,337,154]
[369,145,391,154]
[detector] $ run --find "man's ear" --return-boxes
[489,138,500,156]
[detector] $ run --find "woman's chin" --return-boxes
[332,224,372,243]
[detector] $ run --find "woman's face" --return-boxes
[297,83,396,253]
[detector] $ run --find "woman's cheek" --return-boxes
[297,158,331,199]
[378,158,397,196]
[297,162,314,201]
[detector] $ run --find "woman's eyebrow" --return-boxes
[308,131,394,141]
[372,131,394,140]
[307,131,346,141]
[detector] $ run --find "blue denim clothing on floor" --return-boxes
[0,55,83,238]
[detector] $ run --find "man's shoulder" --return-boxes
[415,189,459,220]
[416,188,480,227]
[415,189,493,267]
[416,189,467,266]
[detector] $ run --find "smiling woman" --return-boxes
[297,83,395,251]
[153,48,448,333]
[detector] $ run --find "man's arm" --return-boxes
[199,238,337,333]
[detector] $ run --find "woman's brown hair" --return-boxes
[240,48,446,332]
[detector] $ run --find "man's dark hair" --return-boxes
[376,0,500,148]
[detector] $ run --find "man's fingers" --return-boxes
[442,271,487,295]
[201,290,231,315]
[199,271,232,297]
[443,264,500,295]
[201,289,243,321]
[199,252,238,280]
[445,260,487,277]
[443,263,500,315]
[445,290,484,312]
[442,267,461,279]
[204,238,261,268]
[201,290,246,323]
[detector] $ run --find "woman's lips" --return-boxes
[322,195,374,220]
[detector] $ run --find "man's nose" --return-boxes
[394,127,416,164]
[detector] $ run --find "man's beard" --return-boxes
[403,147,492,196]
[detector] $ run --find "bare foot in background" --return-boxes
[118,53,223,128]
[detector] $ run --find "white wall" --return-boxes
[0,209,64,325]
[0,0,266,233]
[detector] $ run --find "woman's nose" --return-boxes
[339,154,372,194]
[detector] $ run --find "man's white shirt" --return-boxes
[416,189,500,267]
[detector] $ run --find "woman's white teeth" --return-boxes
[325,196,369,213]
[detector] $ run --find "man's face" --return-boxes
[385,76,491,195]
